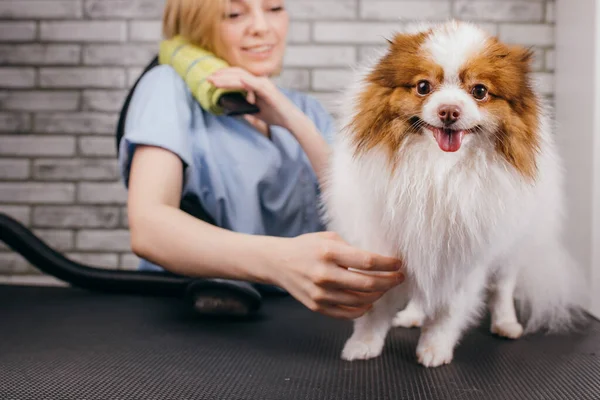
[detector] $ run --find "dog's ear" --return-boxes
[507,45,535,67]
[369,32,427,88]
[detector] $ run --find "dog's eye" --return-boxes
[471,84,488,100]
[416,80,432,96]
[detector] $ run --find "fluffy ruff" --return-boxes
[321,21,587,368]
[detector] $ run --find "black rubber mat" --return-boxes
[1,284,599,400]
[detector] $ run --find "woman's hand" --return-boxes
[207,67,303,131]
[269,231,405,320]
[208,67,331,187]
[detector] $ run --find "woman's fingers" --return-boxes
[209,69,264,91]
[287,282,372,320]
[321,304,373,320]
[207,68,251,88]
[332,267,403,293]
[311,257,404,293]
[207,74,245,90]
[311,286,385,308]
[238,74,271,96]
[323,241,403,272]
[208,71,278,110]
[245,89,256,104]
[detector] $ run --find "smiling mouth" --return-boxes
[410,117,478,153]
[242,45,275,54]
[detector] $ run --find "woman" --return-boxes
[120,0,404,319]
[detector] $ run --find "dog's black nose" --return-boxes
[438,105,461,125]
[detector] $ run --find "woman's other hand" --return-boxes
[269,231,405,319]
[207,67,302,130]
[208,67,331,188]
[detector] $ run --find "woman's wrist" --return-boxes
[238,234,287,287]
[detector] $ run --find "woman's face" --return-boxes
[215,0,289,76]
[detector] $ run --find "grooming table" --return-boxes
[1,284,599,400]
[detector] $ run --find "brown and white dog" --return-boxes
[322,21,585,367]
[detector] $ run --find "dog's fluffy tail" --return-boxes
[512,99,589,334]
[513,240,589,334]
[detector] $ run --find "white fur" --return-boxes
[422,20,488,82]
[321,21,587,368]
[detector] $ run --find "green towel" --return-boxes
[159,36,246,115]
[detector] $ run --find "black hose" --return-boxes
[0,212,191,297]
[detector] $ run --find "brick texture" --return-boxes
[0,159,30,180]
[0,22,36,42]
[0,1,83,20]
[0,44,81,65]
[40,21,127,42]
[0,0,557,276]
[0,91,80,111]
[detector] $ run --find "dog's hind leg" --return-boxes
[393,297,425,328]
[489,266,524,339]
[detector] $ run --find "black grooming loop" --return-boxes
[0,56,263,318]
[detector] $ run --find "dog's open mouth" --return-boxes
[410,118,477,153]
[430,126,465,152]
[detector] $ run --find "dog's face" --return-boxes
[350,21,540,179]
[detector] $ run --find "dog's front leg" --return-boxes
[416,267,487,367]
[341,286,404,361]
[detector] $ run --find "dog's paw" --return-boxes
[392,308,424,328]
[491,321,523,339]
[341,335,385,361]
[416,335,454,367]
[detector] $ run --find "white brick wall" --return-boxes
[0,90,80,111]
[0,0,556,276]
[0,44,81,65]
[0,22,37,42]
[39,68,126,88]
[0,182,75,203]
[0,1,83,19]
[40,21,128,42]
[33,112,117,134]
[453,1,544,23]
[0,113,31,132]
[0,136,77,156]
[33,206,120,228]
[0,68,36,88]
[360,1,452,20]
[0,159,30,180]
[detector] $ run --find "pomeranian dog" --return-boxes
[321,21,586,368]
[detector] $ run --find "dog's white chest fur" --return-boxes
[324,135,534,313]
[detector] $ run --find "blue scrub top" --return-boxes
[118,65,336,271]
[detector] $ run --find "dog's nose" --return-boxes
[438,105,461,125]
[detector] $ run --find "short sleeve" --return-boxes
[118,65,195,187]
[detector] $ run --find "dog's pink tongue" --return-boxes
[434,128,465,152]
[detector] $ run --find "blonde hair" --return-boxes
[162,0,228,55]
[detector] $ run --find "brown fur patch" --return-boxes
[348,31,443,161]
[460,38,540,180]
